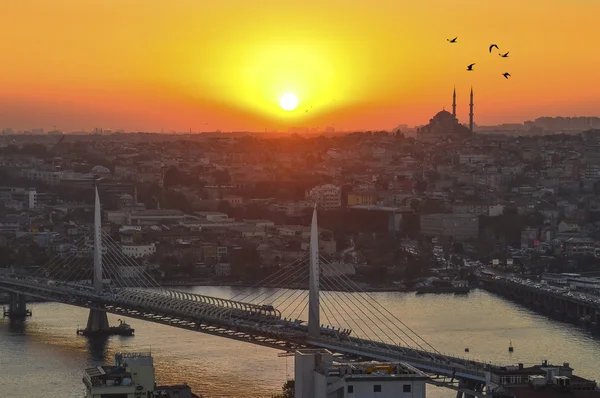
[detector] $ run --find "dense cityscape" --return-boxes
[4,111,600,288]
[2,0,600,393]
[2,109,600,396]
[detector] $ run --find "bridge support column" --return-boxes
[3,293,31,319]
[78,188,110,336]
[85,309,109,332]
[307,206,320,338]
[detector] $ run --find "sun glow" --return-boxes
[279,93,298,111]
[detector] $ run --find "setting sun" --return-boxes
[279,93,298,111]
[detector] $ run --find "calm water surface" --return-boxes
[1,288,599,398]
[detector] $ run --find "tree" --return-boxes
[217,200,232,215]
[213,169,231,185]
[164,166,185,189]
[274,380,294,398]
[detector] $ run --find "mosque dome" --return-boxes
[433,110,454,121]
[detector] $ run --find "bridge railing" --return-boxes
[309,336,489,379]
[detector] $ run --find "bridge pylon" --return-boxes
[84,186,109,333]
[308,205,320,338]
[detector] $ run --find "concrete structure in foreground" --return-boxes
[83,352,199,398]
[294,349,429,398]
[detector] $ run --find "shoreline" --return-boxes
[158,280,415,293]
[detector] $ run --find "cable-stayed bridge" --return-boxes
[0,189,528,397]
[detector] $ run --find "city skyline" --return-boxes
[1,0,599,132]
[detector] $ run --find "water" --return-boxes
[1,287,599,397]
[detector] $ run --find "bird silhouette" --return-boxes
[499,52,509,58]
[466,63,475,71]
[489,44,499,53]
[447,37,458,43]
[503,73,511,79]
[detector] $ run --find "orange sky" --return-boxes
[0,0,599,132]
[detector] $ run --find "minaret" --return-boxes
[452,86,457,120]
[469,86,474,132]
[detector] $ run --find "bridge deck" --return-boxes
[0,276,494,382]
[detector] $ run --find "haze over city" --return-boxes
[1,0,599,132]
[3,2,600,398]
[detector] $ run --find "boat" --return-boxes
[77,319,135,337]
[416,279,471,294]
[110,319,135,336]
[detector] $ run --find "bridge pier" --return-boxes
[2,293,32,319]
[85,309,110,332]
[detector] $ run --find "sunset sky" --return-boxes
[0,0,599,132]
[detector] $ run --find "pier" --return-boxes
[478,274,600,330]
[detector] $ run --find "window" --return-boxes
[374,385,382,392]
[403,384,412,393]
[347,385,354,393]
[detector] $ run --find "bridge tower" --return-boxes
[85,186,110,333]
[308,205,320,337]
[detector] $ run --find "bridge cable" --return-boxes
[102,233,162,288]
[244,267,310,322]
[101,240,158,290]
[30,232,92,279]
[44,234,98,284]
[230,254,308,302]
[245,261,309,307]
[318,290,349,335]
[319,257,434,356]
[232,255,309,303]
[320,255,442,357]
[284,291,310,322]
[318,288,357,338]
[320,260,421,351]
[102,234,163,289]
[318,270,396,351]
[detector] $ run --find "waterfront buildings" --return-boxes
[488,361,600,397]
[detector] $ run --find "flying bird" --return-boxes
[447,37,458,43]
[499,52,509,58]
[489,44,499,53]
[466,63,475,71]
[503,73,511,79]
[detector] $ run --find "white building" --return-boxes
[84,352,155,398]
[83,352,197,398]
[458,153,491,165]
[215,263,231,276]
[196,211,229,222]
[275,200,313,216]
[306,184,342,210]
[295,349,428,398]
[121,243,156,258]
[22,169,62,185]
[0,187,37,209]
[420,214,479,240]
